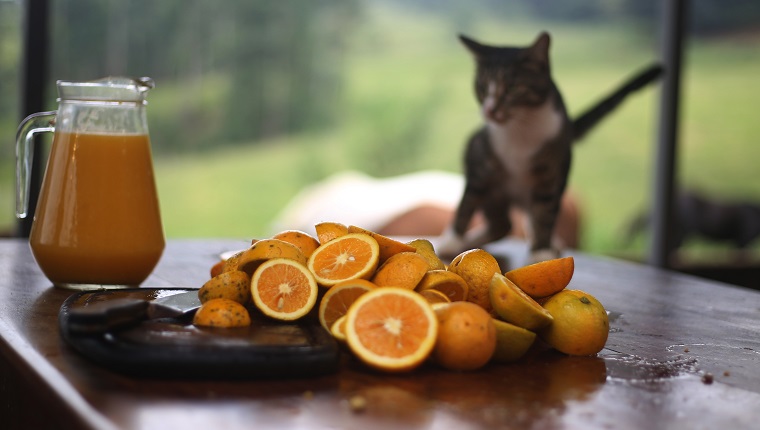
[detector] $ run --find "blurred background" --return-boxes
[1,0,759,268]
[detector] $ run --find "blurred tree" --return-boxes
[44,0,359,152]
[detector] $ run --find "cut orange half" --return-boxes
[307,233,380,287]
[415,269,469,302]
[345,287,438,373]
[418,288,451,305]
[504,256,574,299]
[347,225,417,263]
[371,251,429,289]
[251,258,318,321]
[489,273,553,331]
[236,239,307,276]
[330,315,348,342]
[271,229,321,258]
[318,279,376,332]
[315,221,349,245]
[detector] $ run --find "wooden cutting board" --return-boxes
[59,288,340,379]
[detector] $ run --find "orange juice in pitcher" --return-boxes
[17,77,165,289]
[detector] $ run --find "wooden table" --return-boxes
[1,238,759,429]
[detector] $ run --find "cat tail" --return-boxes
[571,64,664,141]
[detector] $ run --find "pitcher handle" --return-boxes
[16,111,57,219]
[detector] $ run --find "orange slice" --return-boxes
[347,225,416,262]
[307,233,380,287]
[415,269,469,302]
[505,256,575,299]
[489,273,553,331]
[318,279,375,332]
[251,258,318,321]
[235,239,308,276]
[418,288,451,305]
[315,221,349,245]
[345,287,438,373]
[330,315,348,342]
[371,252,429,289]
[271,230,321,258]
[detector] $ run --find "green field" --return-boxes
[3,3,759,261]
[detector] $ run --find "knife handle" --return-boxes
[66,298,149,335]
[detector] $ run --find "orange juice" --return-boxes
[30,132,165,287]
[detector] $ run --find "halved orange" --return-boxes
[251,258,318,321]
[318,279,375,332]
[418,288,451,305]
[345,287,438,373]
[315,221,349,245]
[489,273,553,331]
[330,315,348,342]
[371,252,429,289]
[407,238,446,271]
[307,233,380,287]
[271,230,321,258]
[347,225,417,263]
[415,269,469,302]
[504,256,574,299]
[235,239,307,276]
[448,248,501,312]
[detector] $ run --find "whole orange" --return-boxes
[539,290,609,356]
[433,301,496,371]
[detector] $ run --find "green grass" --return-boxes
[3,3,760,263]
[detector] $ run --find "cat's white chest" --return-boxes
[486,98,563,199]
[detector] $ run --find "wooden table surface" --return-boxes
[1,238,759,429]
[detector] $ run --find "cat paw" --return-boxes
[529,248,560,264]
[436,228,468,258]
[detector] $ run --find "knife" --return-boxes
[66,290,201,335]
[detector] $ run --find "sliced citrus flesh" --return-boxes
[330,315,348,342]
[489,273,553,331]
[415,269,469,302]
[235,238,307,276]
[271,229,321,258]
[418,288,451,305]
[251,258,318,321]
[347,225,416,262]
[318,278,375,332]
[505,256,574,299]
[345,287,438,373]
[491,319,536,363]
[307,233,380,287]
[371,251,429,289]
[448,248,501,312]
[315,221,349,245]
[539,289,609,356]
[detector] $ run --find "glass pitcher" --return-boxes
[16,77,165,290]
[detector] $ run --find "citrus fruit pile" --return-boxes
[193,222,609,373]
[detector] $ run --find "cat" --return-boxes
[437,32,663,262]
[626,191,760,249]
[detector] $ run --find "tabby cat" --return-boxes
[437,32,663,262]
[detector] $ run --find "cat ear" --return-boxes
[459,34,487,58]
[528,32,551,64]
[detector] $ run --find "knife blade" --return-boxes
[66,290,201,335]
